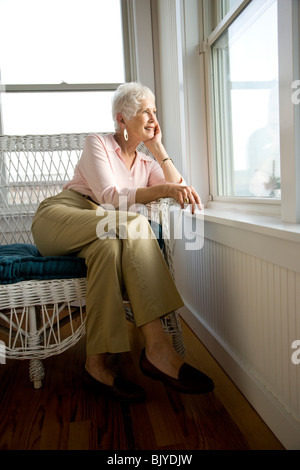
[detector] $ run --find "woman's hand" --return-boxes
[135,184,202,214]
[143,122,163,154]
[165,183,202,214]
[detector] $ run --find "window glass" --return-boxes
[0,0,125,84]
[208,0,241,34]
[0,0,124,134]
[211,0,280,198]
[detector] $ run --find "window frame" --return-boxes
[201,0,300,223]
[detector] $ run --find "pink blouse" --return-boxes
[64,133,168,208]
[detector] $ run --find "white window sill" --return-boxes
[201,206,300,244]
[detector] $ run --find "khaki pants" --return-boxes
[31,190,184,355]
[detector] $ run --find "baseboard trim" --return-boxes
[179,304,300,450]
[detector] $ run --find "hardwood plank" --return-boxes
[68,421,91,450]
[39,392,70,450]
[143,381,186,448]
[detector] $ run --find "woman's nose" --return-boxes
[149,112,157,123]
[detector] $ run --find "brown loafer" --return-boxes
[139,348,215,394]
[83,368,146,403]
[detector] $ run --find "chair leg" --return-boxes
[29,358,45,389]
[171,328,186,358]
[160,311,186,357]
[28,306,45,389]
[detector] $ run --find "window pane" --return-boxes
[207,0,241,35]
[211,0,280,198]
[222,0,241,16]
[1,92,115,134]
[0,0,125,84]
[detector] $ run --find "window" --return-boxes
[0,0,128,134]
[207,0,280,200]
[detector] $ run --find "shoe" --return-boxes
[83,368,146,403]
[139,348,215,394]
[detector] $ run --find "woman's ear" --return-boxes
[116,113,126,129]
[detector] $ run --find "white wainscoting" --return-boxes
[171,208,300,449]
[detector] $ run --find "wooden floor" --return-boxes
[0,319,284,451]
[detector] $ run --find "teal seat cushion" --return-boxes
[0,244,87,285]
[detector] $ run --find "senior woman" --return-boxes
[31,82,214,402]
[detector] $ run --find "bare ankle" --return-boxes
[145,342,183,379]
[85,353,115,386]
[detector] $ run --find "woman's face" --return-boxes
[125,97,158,142]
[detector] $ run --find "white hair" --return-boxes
[112,82,155,131]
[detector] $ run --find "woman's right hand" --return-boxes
[165,183,202,214]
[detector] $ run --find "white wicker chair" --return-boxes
[0,134,184,389]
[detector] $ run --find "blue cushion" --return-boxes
[0,244,87,285]
[0,221,163,285]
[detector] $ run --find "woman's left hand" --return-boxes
[165,183,202,214]
[144,123,163,154]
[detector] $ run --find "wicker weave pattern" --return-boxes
[0,134,184,388]
[0,134,89,244]
[0,278,87,309]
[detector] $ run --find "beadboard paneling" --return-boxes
[172,214,300,448]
